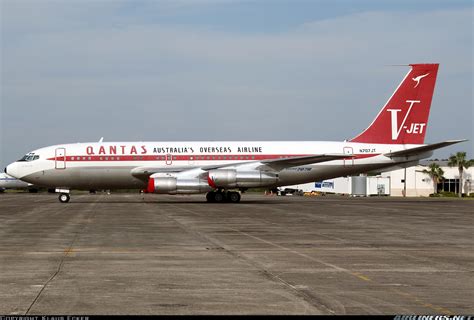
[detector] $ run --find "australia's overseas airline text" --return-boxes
[85,145,264,155]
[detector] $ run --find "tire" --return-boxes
[213,192,224,203]
[59,193,70,203]
[228,191,241,203]
[206,192,215,202]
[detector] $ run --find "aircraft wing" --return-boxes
[259,154,348,170]
[130,163,244,178]
[384,139,467,158]
[131,154,348,178]
[201,154,348,170]
[131,166,194,179]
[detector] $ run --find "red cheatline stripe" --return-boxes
[47,153,380,162]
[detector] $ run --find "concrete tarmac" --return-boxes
[0,193,473,315]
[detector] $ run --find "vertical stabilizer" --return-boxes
[351,64,439,144]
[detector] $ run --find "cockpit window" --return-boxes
[18,153,40,162]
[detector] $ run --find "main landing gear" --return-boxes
[206,191,241,203]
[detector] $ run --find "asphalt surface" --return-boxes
[0,193,473,315]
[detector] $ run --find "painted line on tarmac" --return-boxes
[229,228,454,315]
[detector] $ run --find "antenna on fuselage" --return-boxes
[98,137,104,143]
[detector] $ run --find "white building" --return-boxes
[280,160,473,197]
[282,176,391,196]
[382,160,473,197]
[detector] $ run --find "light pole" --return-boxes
[403,167,407,197]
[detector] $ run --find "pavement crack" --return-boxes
[25,197,98,315]
[160,203,333,314]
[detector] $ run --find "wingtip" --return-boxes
[446,139,468,143]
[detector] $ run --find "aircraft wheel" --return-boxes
[213,192,224,203]
[228,191,241,203]
[59,193,70,203]
[206,192,215,202]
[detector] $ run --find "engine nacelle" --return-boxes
[147,177,212,194]
[208,169,278,188]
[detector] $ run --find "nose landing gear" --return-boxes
[58,193,70,203]
[56,188,71,203]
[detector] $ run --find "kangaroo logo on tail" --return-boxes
[412,73,430,88]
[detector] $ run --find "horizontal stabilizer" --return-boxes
[384,139,467,158]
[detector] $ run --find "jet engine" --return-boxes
[147,177,212,194]
[207,169,278,188]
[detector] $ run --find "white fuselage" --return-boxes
[6,141,426,190]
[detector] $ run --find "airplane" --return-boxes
[0,172,36,192]
[5,63,466,203]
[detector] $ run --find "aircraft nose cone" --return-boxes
[6,163,19,179]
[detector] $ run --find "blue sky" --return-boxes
[114,0,470,33]
[1,0,473,167]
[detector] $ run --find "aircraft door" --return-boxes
[343,146,354,166]
[55,148,66,169]
[166,153,173,165]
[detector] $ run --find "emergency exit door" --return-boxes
[55,148,66,169]
[343,146,354,166]
[165,153,173,165]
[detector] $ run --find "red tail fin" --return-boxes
[351,63,439,144]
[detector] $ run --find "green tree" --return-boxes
[422,163,444,195]
[448,152,473,197]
